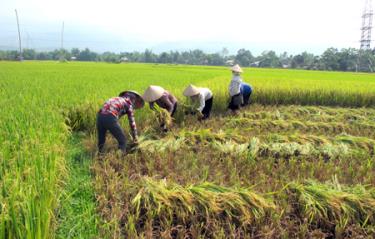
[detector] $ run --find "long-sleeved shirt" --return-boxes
[99,97,138,139]
[193,88,213,112]
[149,90,177,114]
[229,75,242,96]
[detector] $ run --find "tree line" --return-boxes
[0,47,374,72]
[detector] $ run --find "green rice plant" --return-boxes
[2,61,375,238]
[63,102,98,133]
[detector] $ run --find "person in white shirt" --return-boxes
[228,64,244,114]
[183,84,213,120]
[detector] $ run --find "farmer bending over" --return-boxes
[240,82,253,106]
[227,64,244,114]
[143,85,178,116]
[183,84,213,120]
[143,85,178,131]
[97,90,144,154]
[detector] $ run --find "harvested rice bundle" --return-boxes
[152,104,173,130]
[129,177,275,236]
[136,136,185,153]
[287,180,375,228]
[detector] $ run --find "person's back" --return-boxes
[229,75,242,97]
[100,97,132,118]
[240,83,252,95]
[240,83,252,106]
[183,84,213,120]
[154,90,178,114]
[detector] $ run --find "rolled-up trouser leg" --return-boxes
[97,113,107,153]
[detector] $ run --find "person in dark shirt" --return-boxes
[143,85,178,131]
[96,90,144,154]
[143,85,178,116]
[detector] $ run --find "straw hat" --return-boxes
[142,85,165,102]
[231,64,243,73]
[119,90,145,109]
[183,84,200,97]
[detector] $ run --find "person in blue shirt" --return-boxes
[240,83,252,106]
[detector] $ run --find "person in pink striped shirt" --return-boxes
[97,90,144,154]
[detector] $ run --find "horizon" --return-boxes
[0,0,372,55]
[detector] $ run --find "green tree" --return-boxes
[235,49,253,66]
[101,52,120,63]
[207,53,225,65]
[321,48,340,71]
[78,48,97,61]
[258,51,280,68]
[358,50,375,72]
[23,49,37,60]
[71,48,80,57]
[144,49,157,63]
[337,48,358,71]
[159,52,171,63]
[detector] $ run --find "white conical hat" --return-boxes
[142,85,165,102]
[183,84,200,97]
[231,64,243,73]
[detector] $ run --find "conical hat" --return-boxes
[231,64,243,73]
[119,90,145,109]
[142,85,165,102]
[183,84,200,97]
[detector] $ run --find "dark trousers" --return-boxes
[202,97,213,119]
[242,92,252,106]
[97,113,127,153]
[228,94,243,111]
[171,103,178,117]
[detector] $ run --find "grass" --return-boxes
[1,61,375,238]
[55,134,99,239]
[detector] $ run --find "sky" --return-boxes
[0,0,371,55]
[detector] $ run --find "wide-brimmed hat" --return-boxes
[183,84,200,97]
[142,85,165,102]
[119,90,145,109]
[231,64,243,73]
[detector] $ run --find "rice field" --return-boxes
[1,61,375,238]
